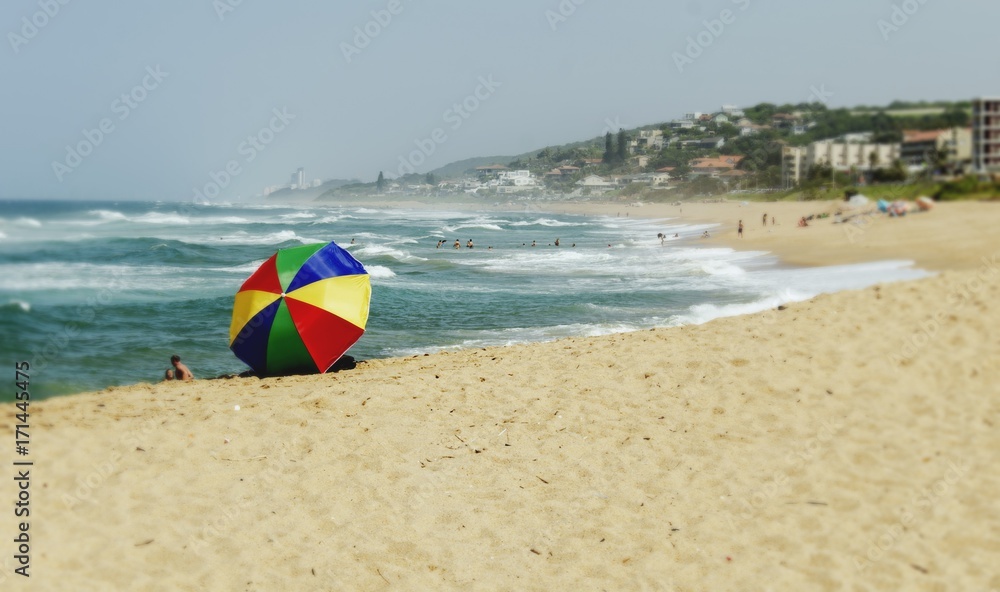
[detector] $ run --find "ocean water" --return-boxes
[0,199,929,401]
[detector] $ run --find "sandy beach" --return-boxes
[2,200,999,590]
[547,199,999,272]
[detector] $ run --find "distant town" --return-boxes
[271,97,1000,203]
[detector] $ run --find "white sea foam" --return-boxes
[442,223,506,233]
[14,217,43,228]
[212,260,268,275]
[366,265,396,279]
[175,230,323,246]
[673,290,812,326]
[354,244,427,263]
[90,210,129,222]
[509,218,587,228]
[134,212,191,225]
[0,262,193,292]
[3,300,31,312]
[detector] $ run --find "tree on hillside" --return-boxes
[617,129,628,163]
[376,171,386,193]
[868,151,880,173]
[603,132,614,163]
[425,173,438,186]
[716,123,741,140]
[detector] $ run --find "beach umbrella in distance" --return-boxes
[229,242,370,376]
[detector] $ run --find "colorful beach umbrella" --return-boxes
[229,242,370,376]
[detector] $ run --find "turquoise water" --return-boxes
[0,199,928,400]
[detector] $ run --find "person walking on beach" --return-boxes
[738,220,744,238]
[762,213,767,227]
[170,355,194,381]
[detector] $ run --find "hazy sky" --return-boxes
[2,0,998,201]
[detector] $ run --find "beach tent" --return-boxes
[229,242,370,376]
[848,194,870,208]
[916,196,934,211]
[877,199,890,213]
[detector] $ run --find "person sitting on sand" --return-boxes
[798,216,809,227]
[170,355,194,381]
[163,369,174,381]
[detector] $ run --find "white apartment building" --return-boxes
[782,140,901,185]
[497,170,537,187]
[972,97,1000,174]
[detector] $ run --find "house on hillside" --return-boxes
[739,123,769,137]
[721,105,745,118]
[668,119,696,130]
[576,175,615,193]
[679,137,726,150]
[688,156,745,178]
[475,164,508,181]
[630,130,665,153]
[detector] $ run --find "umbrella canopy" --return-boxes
[229,242,370,376]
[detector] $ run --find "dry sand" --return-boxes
[2,201,999,591]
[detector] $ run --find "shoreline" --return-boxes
[535,199,998,272]
[239,194,998,271]
[6,262,998,589]
[23,197,997,401]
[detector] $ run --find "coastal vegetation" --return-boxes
[317,99,996,203]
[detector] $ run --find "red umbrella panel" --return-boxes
[229,242,370,376]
